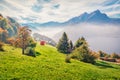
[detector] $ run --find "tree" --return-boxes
[98,50,108,57]
[110,53,120,59]
[57,32,69,54]
[75,37,87,48]
[68,40,73,53]
[17,26,31,54]
[71,37,97,64]
[7,37,15,46]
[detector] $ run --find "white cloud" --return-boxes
[0,0,119,23]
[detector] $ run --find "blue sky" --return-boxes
[0,0,120,23]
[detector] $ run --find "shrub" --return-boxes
[71,45,97,64]
[25,47,36,57]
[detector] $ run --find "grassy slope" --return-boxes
[0,44,120,80]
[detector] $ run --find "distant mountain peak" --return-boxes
[92,9,101,14]
[21,10,120,27]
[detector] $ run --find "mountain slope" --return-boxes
[0,14,19,42]
[33,33,56,46]
[0,44,120,80]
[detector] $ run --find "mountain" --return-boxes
[0,13,19,42]
[22,10,120,27]
[33,33,56,46]
[65,10,120,25]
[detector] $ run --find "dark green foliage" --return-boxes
[25,47,36,57]
[28,38,36,48]
[75,37,87,48]
[24,38,36,57]
[71,37,96,64]
[72,45,96,64]
[68,40,73,53]
[57,32,69,54]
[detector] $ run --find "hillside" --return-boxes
[0,14,19,42]
[33,33,56,46]
[0,44,120,80]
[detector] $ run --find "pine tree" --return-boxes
[72,37,96,64]
[75,37,87,48]
[68,40,73,53]
[57,32,69,54]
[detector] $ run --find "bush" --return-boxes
[25,47,36,57]
[0,42,4,51]
[71,45,97,64]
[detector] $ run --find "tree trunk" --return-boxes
[22,48,24,54]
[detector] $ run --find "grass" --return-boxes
[0,44,120,80]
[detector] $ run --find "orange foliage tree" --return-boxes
[17,26,31,54]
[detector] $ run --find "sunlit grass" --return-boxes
[0,44,120,80]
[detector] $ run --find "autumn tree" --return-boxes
[110,53,120,59]
[17,26,31,54]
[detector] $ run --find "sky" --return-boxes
[0,0,120,23]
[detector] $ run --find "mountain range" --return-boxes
[21,10,120,28]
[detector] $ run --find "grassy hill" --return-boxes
[0,44,120,80]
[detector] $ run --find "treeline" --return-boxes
[56,32,120,64]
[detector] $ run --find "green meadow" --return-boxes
[0,44,120,80]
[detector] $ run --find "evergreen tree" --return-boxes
[68,40,73,53]
[71,37,96,64]
[75,37,87,48]
[57,32,69,54]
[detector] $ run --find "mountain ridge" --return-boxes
[21,10,120,27]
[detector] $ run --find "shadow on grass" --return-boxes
[35,51,41,56]
[24,52,41,57]
[94,61,114,69]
